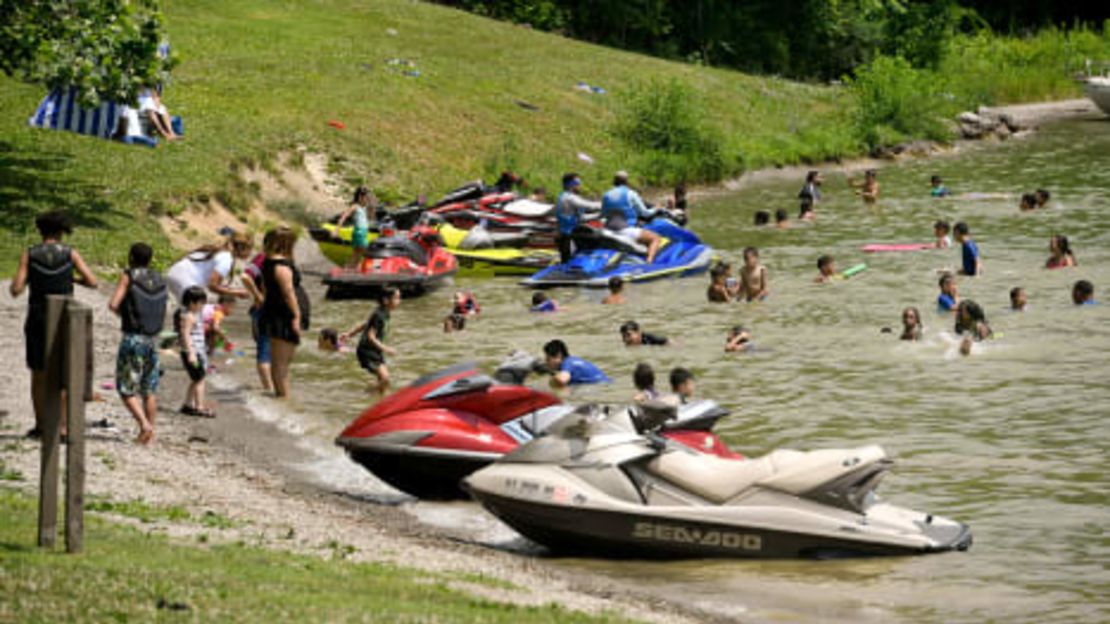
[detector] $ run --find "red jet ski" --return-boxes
[335,362,741,500]
[323,224,458,299]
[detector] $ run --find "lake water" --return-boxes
[231,116,1110,622]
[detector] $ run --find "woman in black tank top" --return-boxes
[8,211,97,437]
[257,227,305,399]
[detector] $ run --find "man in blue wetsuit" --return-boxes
[555,173,601,264]
[542,339,610,388]
[601,171,661,263]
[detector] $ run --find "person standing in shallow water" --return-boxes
[258,227,306,399]
[9,211,98,438]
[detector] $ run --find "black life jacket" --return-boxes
[27,243,74,308]
[121,268,168,336]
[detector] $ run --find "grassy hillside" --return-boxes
[0,0,858,273]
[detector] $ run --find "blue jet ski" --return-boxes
[521,219,714,288]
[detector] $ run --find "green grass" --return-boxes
[1,1,1104,276]
[0,489,628,622]
[0,0,857,275]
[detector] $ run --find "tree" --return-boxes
[0,0,175,107]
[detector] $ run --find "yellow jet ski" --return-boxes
[309,222,378,267]
[436,223,556,277]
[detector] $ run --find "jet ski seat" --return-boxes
[502,199,554,219]
[648,445,889,504]
[571,226,648,256]
[367,236,428,266]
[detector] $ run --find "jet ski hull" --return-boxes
[344,443,500,500]
[470,489,972,559]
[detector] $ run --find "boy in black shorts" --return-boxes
[342,287,401,394]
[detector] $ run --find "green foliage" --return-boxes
[0,489,625,622]
[848,55,956,149]
[941,25,1110,106]
[0,0,175,107]
[87,498,192,523]
[613,78,728,184]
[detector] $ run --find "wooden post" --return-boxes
[65,303,90,553]
[37,295,67,548]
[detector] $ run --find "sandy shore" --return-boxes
[0,283,709,624]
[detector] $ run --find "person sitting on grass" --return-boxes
[542,339,609,388]
[9,210,98,439]
[602,276,627,305]
[138,87,181,141]
[108,242,168,445]
[619,321,669,346]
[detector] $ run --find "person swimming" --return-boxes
[753,210,771,226]
[934,220,952,248]
[739,247,769,301]
[900,307,923,341]
[602,276,627,305]
[530,291,558,313]
[542,339,609,387]
[706,262,732,303]
[1072,280,1096,305]
[724,326,753,352]
[619,320,669,346]
[669,367,696,403]
[1035,188,1051,208]
[937,273,959,313]
[954,299,992,356]
[1046,234,1077,269]
[1010,286,1027,311]
[632,362,658,404]
[930,175,950,198]
[774,208,791,229]
[815,255,836,283]
[1019,193,1037,212]
[849,169,880,203]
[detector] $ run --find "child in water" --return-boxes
[815,255,836,283]
[930,175,950,198]
[774,209,791,229]
[602,276,627,304]
[739,247,769,301]
[317,327,353,352]
[1019,193,1037,212]
[724,326,753,352]
[1072,280,1095,305]
[1046,234,1077,269]
[955,300,992,356]
[1010,287,1027,311]
[934,220,952,248]
[937,273,959,313]
[530,291,558,313]
[706,263,732,303]
[619,320,669,346]
[443,290,479,332]
[669,368,696,403]
[753,211,771,227]
[1035,189,1051,208]
[342,287,401,394]
[954,222,982,276]
[850,169,880,203]
[632,363,658,404]
[900,307,923,341]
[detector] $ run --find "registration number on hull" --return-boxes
[632,521,763,551]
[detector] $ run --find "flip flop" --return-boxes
[179,405,199,416]
[194,408,216,419]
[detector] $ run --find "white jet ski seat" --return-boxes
[647,445,887,504]
[502,199,554,219]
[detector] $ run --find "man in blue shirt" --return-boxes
[555,173,600,264]
[600,171,661,263]
[954,222,981,276]
[542,339,609,388]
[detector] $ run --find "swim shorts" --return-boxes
[352,227,370,249]
[357,346,385,372]
[250,308,272,364]
[116,334,160,397]
[617,227,642,241]
[180,351,207,383]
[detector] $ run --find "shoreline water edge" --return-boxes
[0,97,1103,623]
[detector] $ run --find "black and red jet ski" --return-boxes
[323,224,458,299]
[335,362,741,500]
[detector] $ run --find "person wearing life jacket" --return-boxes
[555,173,601,264]
[9,211,98,438]
[108,243,169,445]
[600,171,661,263]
